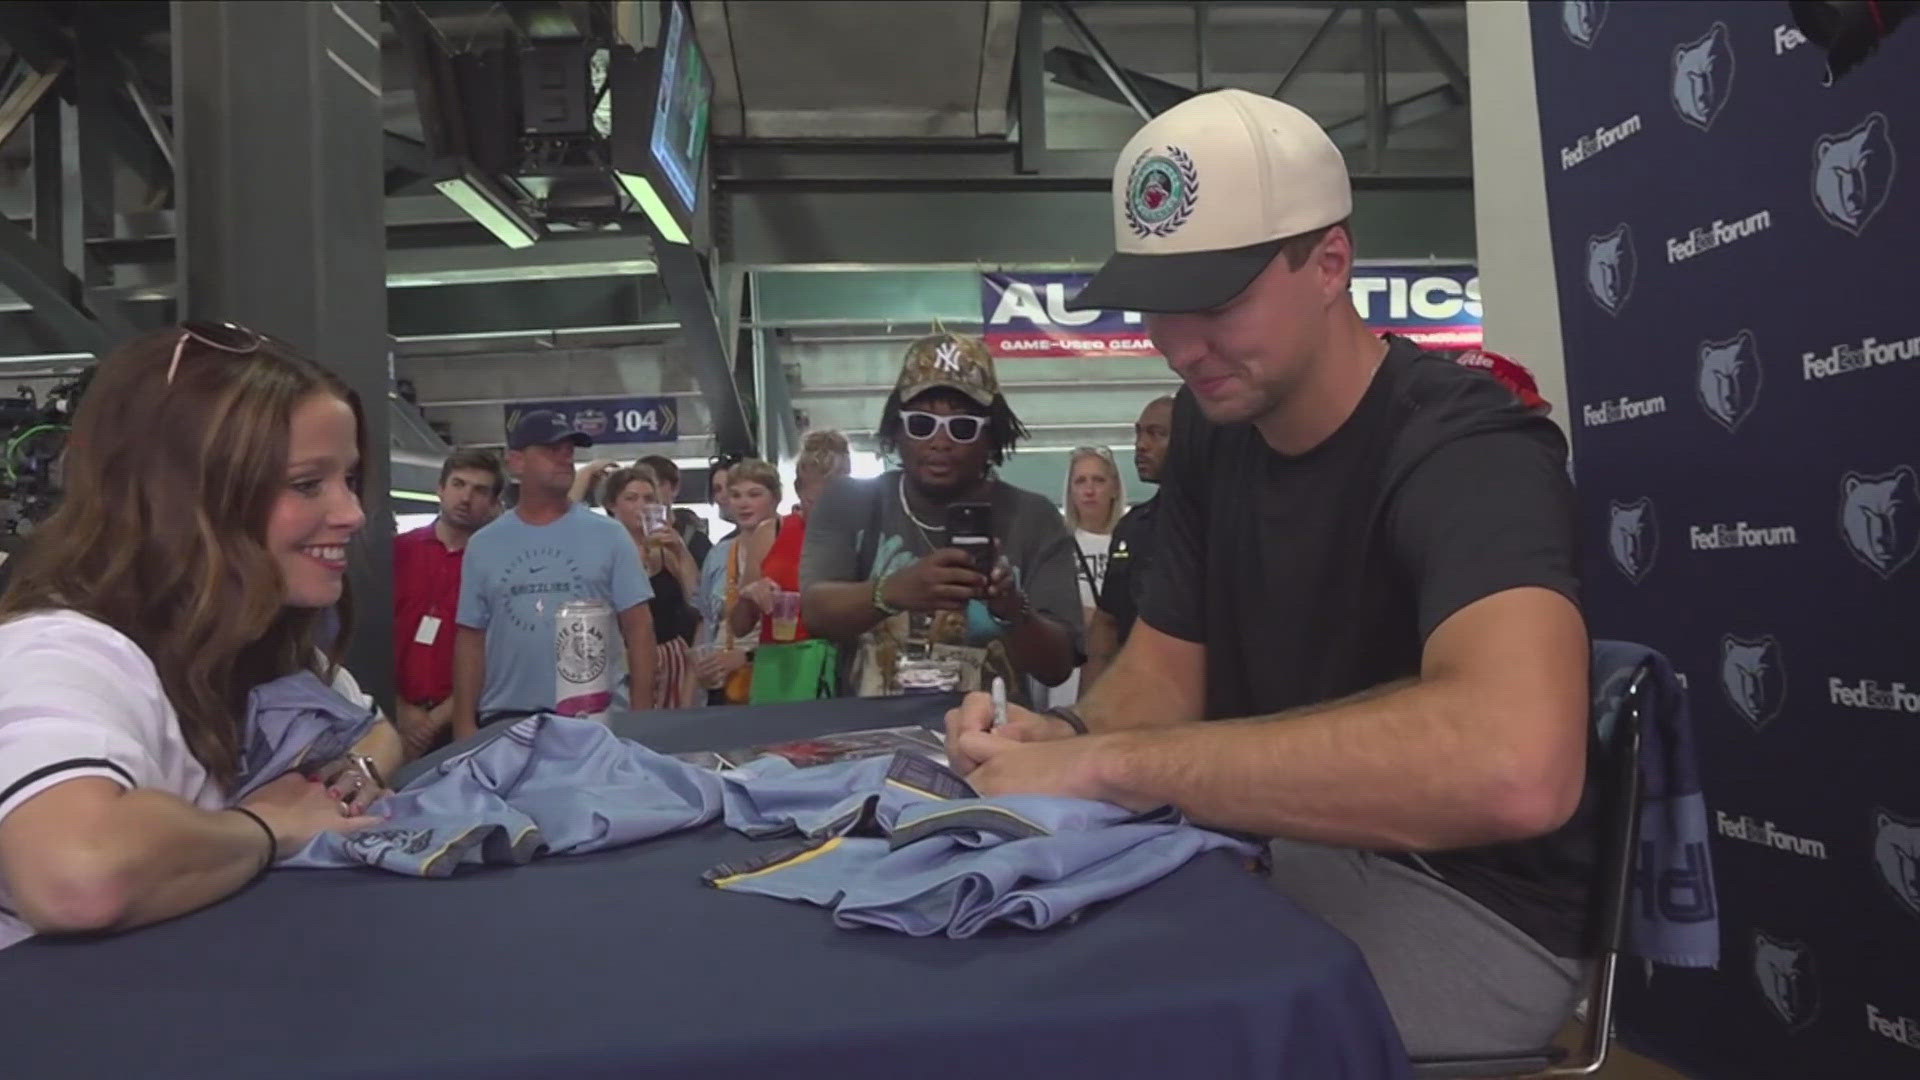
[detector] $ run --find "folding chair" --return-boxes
[1410,660,1649,1079]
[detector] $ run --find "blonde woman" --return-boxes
[1052,446,1125,705]
[1063,446,1125,620]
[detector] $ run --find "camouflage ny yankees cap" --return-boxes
[894,332,1001,408]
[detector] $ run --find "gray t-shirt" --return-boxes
[799,472,1084,706]
[457,504,653,716]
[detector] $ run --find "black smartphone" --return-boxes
[946,501,995,576]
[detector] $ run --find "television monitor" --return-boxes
[611,0,714,245]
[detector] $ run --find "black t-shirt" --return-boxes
[1142,336,1594,957]
[1095,495,1160,643]
[649,567,699,646]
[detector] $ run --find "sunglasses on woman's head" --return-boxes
[899,411,985,444]
[166,320,263,386]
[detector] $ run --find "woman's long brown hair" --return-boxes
[0,327,366,789]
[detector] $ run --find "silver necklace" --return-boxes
[897,474,946,541]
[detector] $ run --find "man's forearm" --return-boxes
[1073,631,1203,733]
[626,637,655,709]
[801,582,887,642]
[450,629,484,740]
[620,608,657,710]
[1091,678,1570,850]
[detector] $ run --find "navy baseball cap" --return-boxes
[506,409,593,450]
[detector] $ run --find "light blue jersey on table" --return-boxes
[457,504,652,715]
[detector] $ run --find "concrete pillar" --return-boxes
[173,1,394,702]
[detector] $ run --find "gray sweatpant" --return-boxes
[1268,841,1587,1058]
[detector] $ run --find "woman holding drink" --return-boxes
[729,432,851,647]
[604,464,704,709]
[692,459,781,702]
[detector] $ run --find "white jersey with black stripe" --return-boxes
[0,609,371,949]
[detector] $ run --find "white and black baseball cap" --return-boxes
[1069,89,1353,315]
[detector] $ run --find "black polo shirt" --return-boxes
[1141,336,1594,957]
[1095,494,1159,643]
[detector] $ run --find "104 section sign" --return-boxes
[502,397,680,444]
[981,266,1483,359]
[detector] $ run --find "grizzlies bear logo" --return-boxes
[344,828,436,866]
[1586,225,1636,316]
[1671,22,1735,131]
[1839,466,1919,578]
[1562,0,1607,47]
[1697,331,1761,433]
[1753,932,1820,1031]
[1608,498,1657,583]
[1874,809,1920,919]
[1812,113,1897,236]
[1720,635,1786,730]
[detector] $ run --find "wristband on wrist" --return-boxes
[872,574,902,617]
[228,807,277,880]
[1043,706,1090,736]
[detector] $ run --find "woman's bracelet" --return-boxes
[227,807,277,881]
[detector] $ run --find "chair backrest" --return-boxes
[1411,648,1658,1077]
[1590,662,1648,959]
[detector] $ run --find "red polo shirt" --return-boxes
[394,523,466,704]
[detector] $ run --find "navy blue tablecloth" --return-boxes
[0,697,1412,1080]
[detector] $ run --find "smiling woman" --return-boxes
[0,325,401,950]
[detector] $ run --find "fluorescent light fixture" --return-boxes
[434,170,541,250]
[617,171,688,246]
[392,489,440,503]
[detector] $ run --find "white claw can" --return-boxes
[554,599,614,722]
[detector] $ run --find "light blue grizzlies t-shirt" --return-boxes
[457,504,653,716]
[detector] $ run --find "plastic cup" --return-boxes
[770,590,802,642]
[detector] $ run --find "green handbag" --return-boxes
[747,639,839,704]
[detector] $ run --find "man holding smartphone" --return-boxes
[799,332,1082,705]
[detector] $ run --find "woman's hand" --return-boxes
[694,648,749,689]
[238,773,383,859]
[738,577,779,614]
[569,459,624,503]
[308,754,390,816]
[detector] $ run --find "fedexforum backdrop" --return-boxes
[1532,4,1920,1078]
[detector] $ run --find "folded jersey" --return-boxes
[282,715,723,876]
[231,671,379,801]
[706,752,1258,937]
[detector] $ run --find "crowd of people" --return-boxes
[0,87,1593,1063]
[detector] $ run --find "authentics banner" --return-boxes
[981,266,1483,359]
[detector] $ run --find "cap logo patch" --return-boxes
[933,340,965,373]
[1124,146,1200,238]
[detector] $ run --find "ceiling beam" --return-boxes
[1050,1,1155,121]
[1043,47,1192,117]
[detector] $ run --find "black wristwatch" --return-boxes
[1043,706,1089,736]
